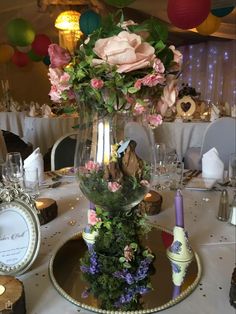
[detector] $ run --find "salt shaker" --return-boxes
[229,193,236,225]
[217,189,229,221]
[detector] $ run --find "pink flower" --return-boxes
[140,180,150,187]
[48,68,71,92]
[91,78,104,89]
[85,160,100,172]
[134,79,142,90]
[124,245,134,262]
[160,78,178,110]
[88,210,101,226]
[93,31,155,73]
[141,73,165,87]
[108,181,122,192]
[169,45,183,66]
[153,58,165,73]
[49,85,61,102]
[48,43,71,68]
[148,114,163,128]
[133,103,146,115]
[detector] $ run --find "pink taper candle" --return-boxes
[175,189,184,228]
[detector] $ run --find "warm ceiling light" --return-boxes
[55,10,81,31]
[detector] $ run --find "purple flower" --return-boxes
[171,262,181,273]
[80,251,99,275]
[81,288,90,298]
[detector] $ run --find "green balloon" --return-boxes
[28,50,43,62]
[6,18,35,47]
[103,0,135,8]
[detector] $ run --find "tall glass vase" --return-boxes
[74,106,156,213]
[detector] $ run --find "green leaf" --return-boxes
[119,256,126,263]
[128,87,139,94]
[123,262,131,268]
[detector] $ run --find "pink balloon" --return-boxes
[31,34,51,56]
[12,50,30,67]
[167,0,211,29]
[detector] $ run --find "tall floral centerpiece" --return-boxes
[48,10,182,311]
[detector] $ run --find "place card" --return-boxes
[0,185,41,276]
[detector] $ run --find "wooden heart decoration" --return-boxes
[181,102,191,112]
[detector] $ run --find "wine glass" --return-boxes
[6,152,24,184]
[229,153,236,187]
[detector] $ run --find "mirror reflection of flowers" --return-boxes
[48,11,182,127]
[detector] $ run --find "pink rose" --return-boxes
[48,68,71,92]
[49,85,61,103]
[91,78,104,89]
[140,180,150,187]
[141,73,165,87]
[134,103,146,115]
[85,160,100,172]
[88,210,101,226]
[48,43,71,68]
[93,31,155,73]
[153,58,165,73]
[148,114,163,128]
[108,181,122,192]
[169,45,183,66]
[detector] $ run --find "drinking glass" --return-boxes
[168,161,184,190]
[229,153,236,187]
[6,152,24,184]
[23,168,40,198]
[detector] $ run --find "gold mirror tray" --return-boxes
[49,226,201,313]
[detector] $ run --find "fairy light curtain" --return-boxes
[178,40,236,106]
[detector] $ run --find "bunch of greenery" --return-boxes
[80,207,155,310]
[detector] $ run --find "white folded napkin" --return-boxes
[210,103,220,122]
[29,104,37,117]
[24,147,44,183]
[202,147,224,180]
[41,104,54,118]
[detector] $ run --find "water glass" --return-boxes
[6,152,23,184]
[168,161,184,190]
[23,168,40,198]
[229,153,236,187]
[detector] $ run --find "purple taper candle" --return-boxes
[172,285,181,299]
[175,189,184,228]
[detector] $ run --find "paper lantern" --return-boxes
[12,50,30,67]
[167,0,211,30]
[211,6,234,17]
[79,10,101,36]
[6,18,35,46]
[43,55,51,66]
[28,50,43,62]
[103,0,135,8]
[0,44,14,63]
[31,34,51,56]
[196,13,221,36]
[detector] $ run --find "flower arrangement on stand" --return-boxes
[48,9,182,312]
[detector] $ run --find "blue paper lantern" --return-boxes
[79,10,101,36]
[211,6,234,17]
[43,55,51,66]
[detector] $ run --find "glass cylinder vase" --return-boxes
[74,107,156,213]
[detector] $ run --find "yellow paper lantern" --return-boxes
[0,44,14,63]
[196,13,221,35]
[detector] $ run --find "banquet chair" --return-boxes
[51,132,78,171]
[184,117,236,170]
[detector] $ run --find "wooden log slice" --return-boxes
[36,198,58,225]
[138,190,163,215]
[0,275,26,314]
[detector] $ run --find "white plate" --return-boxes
[185,177,216,190]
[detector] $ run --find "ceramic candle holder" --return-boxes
[167,226,193,262]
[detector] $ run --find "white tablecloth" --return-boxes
[0,111,26,138]
[19,181,235,314]
[154,121,210,161]
[23,116,78,155]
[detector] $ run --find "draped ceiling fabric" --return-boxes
[178,40,236,106]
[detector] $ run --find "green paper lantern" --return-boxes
[28,50,43,62]
[79,10,101,36]
[211,6,234,17]
[103,0,135,8]
[6,18,35,47]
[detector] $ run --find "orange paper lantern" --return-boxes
[0,44,14,63]
[196,13,221,35]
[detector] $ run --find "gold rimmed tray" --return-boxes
[49,226,201,313]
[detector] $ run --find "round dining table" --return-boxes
[18,177,235,314]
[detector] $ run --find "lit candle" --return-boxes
[175,189,184,228]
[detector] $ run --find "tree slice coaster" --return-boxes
[0,275,26,314]
[138,190,163,215]
[35,198,58,225]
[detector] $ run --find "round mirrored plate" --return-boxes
[49,226,201,313]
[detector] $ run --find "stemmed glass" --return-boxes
[5,152,24,185]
